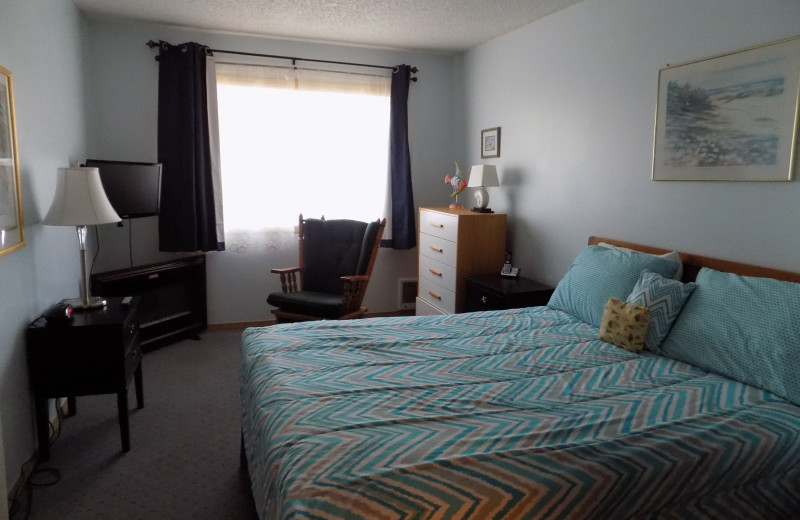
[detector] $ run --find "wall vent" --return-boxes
[397,278,417,310]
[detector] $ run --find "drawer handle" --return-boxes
[428,268,442,277]
[429,245,443,253]
[428,290,442,300]
[429,222,444,228]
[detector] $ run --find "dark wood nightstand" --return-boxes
[465,274,554,312]
[27,297,143,460]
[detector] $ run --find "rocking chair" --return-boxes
[266,214,386,322]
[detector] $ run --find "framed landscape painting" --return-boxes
[0,65,24,256]
[652,36,800,181]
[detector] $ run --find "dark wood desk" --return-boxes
[465,274,554,312]
[27,297,143,460]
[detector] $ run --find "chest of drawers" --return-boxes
[416,207,507,315]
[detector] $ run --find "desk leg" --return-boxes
[117,391,130,452]
[134,363,144,409]
[67,396,77,416]
[35,397,50,461]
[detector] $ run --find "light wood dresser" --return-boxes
[416,207,507,315]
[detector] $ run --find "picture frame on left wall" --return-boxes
[0,65,24,257]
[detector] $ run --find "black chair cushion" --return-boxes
[302,219,379,294]
[266,290,345,319]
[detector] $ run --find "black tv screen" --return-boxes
[85,159,162,219]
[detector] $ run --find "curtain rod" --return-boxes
[146,40,418,81]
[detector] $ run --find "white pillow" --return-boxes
[597,242,683,281]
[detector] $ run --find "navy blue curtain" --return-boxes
[157,41,225,252]
[383,64,416,249]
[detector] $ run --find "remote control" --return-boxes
[121,296,133,306]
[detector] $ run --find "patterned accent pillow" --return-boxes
[598,297,649,352]
[627,269,696,352]
[660,268,800,406]
[548,246,680,327]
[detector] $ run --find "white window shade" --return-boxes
[216,63,391,248]
[217,63,391,96]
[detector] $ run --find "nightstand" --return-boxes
[465,274,554,312]
[27,297,143,460]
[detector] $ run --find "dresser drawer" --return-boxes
[419,232,457,266]
[418,277,456,314]
[420,210,459,242]
[415,297,446,316]
[419,255,456,291]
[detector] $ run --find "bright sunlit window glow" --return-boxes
[216,82,390,231]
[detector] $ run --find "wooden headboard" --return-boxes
[588,236,800,284]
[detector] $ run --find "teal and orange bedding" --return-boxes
[240,307,800,519]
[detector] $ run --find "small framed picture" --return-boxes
[481,127,501,158]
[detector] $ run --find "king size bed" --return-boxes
[240,237,800,519]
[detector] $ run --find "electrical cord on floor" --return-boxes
[8,400,63,520]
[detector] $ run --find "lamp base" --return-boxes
[470,207,494,213]
[63,296,107,311]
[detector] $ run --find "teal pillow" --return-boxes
[627,269,695,352]
[660,267,800,405]
[547,246,680,327]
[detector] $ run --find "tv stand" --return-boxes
[91,255,207,351]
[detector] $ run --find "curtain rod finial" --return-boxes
[146,40,159,49]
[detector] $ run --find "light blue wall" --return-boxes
[84,20,458,324]
[458,0,800,284]
[0,0,89,493]
[1,0,798,498]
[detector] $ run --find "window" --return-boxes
[216,64,391,234]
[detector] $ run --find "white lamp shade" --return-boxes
[467,165,499,188]
[43,167,121,226]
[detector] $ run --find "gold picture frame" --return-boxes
[0,65,24,256]
[652,36,800,181]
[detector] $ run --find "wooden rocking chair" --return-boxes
[266,214,386,323]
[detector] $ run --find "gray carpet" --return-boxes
[15,328,259,520]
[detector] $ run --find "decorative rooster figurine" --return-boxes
[444,161,467,208]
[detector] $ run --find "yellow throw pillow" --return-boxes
[599,297,650,352]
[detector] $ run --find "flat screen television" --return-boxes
[85,159,162,219]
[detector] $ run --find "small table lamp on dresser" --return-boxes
[468,164,499,213]
[43,167,121,309]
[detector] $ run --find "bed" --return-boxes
[241,237,800,519]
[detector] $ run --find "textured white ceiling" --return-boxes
[73,0,584,53]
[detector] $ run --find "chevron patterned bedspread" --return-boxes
[240,306,800,519]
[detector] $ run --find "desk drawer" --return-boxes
[420,210,458,242]
[419,232,457,266]
[418,278,456,314]
[419,255,456,291]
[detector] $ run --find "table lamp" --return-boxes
[467,165,499,213]
[43,167,121,309]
